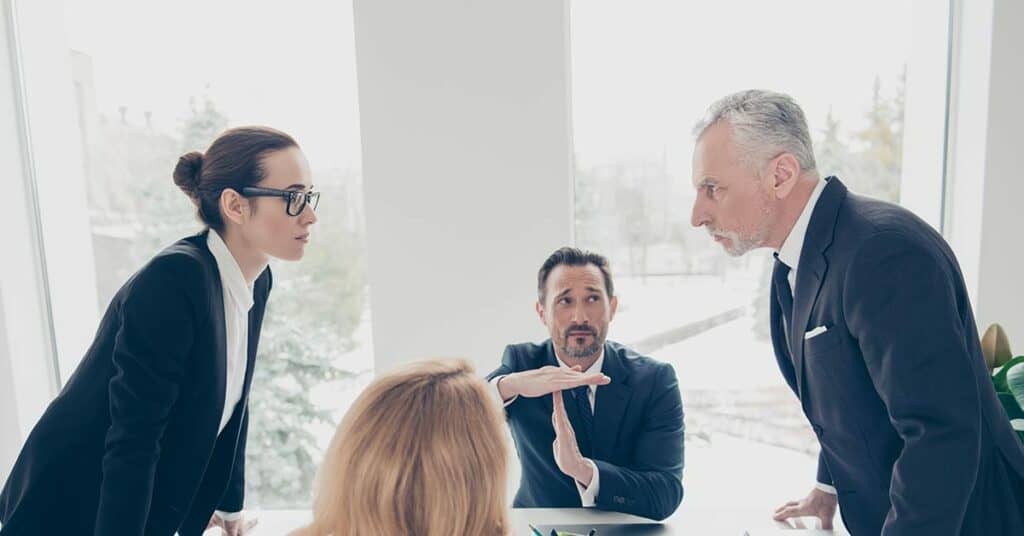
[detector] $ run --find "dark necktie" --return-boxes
[570,385,594,457]
[773,255,794,353]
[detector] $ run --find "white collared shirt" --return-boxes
[491,347,604,507]
[206,230,254,435]
[556,348,603,411]
[774,178,837,496]
[776,177,828,292]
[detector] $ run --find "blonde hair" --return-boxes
[293,359,510,536]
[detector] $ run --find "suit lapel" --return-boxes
[791,255,826,400]
[539,341,560,416]
[769,284,798,395]
[543,341,594,451]
[592,343,631,461]
[790,178,846,402]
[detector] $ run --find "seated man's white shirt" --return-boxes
[491,350,604,506]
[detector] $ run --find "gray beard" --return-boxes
[561,337,602,359]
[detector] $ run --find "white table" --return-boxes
[237,506,848,535]
[512,507,845,535]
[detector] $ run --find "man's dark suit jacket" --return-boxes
[772,177,1024,534]
[488,339,684,521]
[0,231,271,535]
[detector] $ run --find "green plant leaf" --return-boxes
[997,393,1024,421]
[1007,359,1024,414]
[993,356,1024,393]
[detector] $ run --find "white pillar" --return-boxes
[945,0,1024,345]
[353,0,574,376]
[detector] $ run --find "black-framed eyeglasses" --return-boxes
[241,187,320,216]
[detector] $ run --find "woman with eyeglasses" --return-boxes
[0,126,319,536]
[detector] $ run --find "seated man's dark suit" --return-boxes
[488,340,684,521]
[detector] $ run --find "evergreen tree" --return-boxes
[849,73,905,202]
[246,168,368,507]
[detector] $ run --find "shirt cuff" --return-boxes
[575,459,600,507]
[814,482,837,495]
[214,510,243,522]
[490,375,518,407]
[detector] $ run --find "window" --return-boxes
[571,0,951,510]
[54,0,371,509]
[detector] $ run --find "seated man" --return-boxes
[488,247,684,521]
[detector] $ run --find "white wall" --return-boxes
[353,0,574,376]
[974,0,1024,346]
[946,0,1024,345]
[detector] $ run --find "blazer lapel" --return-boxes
[198,233,228,431]
[240,270,271,404]
[790,177,846,402]
[592,343,631,461]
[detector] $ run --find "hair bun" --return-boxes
[173,151,204,198]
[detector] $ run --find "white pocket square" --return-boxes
[804,326,829,340]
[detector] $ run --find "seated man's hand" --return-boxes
[551,390,594,486]
[772,487,837,529]
[206,512,258,536]
[498,365,609,400]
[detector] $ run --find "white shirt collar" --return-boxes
[776,178,828,269]
[555,345,605,392]
[206,229,255,312]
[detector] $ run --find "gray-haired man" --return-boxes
[690,89,1024,534]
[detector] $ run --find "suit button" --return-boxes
[812,424,824,437]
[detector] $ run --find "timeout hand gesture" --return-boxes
[497,365,609,400]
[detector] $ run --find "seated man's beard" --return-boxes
[561,326,602,359]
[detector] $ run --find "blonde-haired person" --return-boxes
[292,358,511,536]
